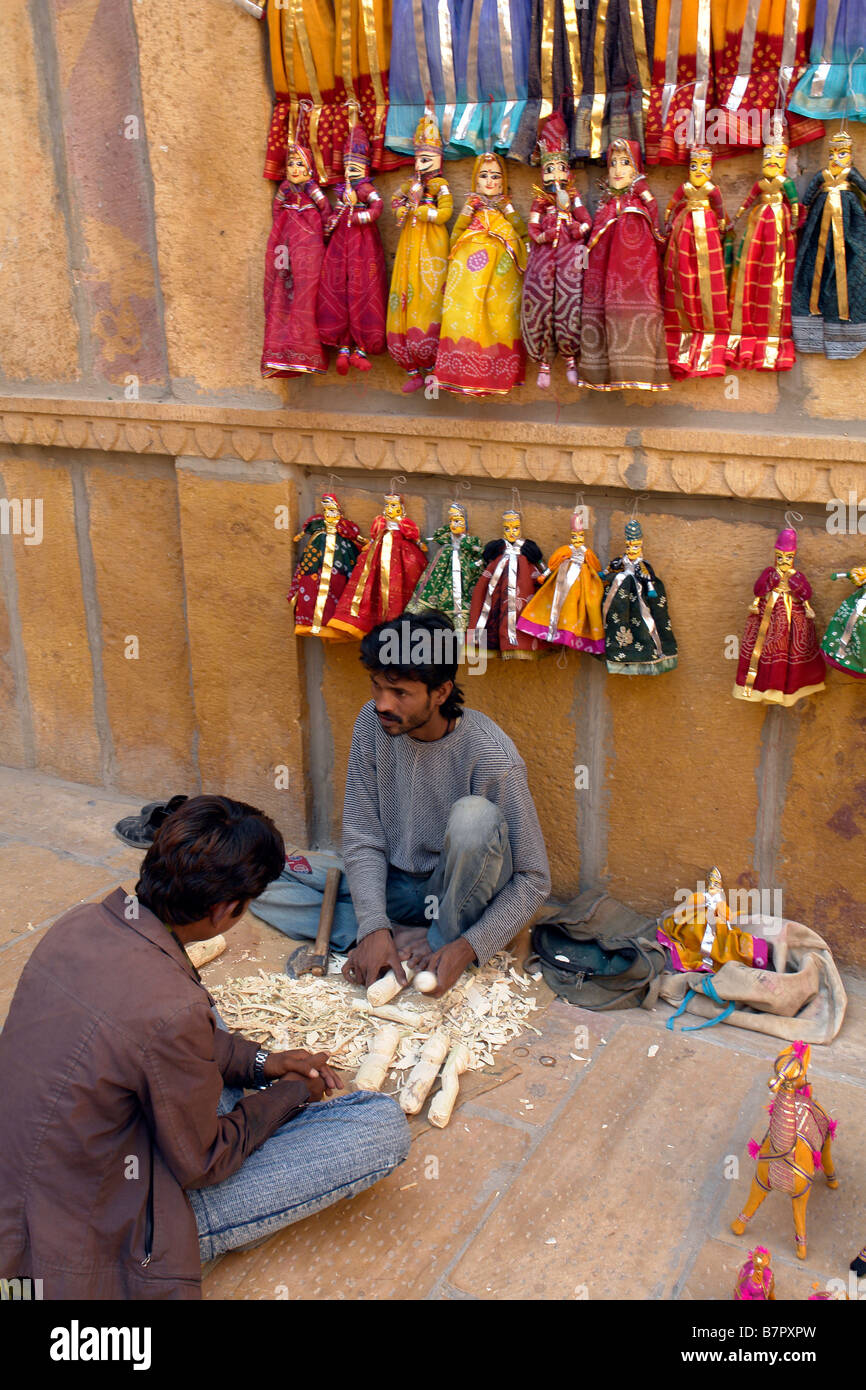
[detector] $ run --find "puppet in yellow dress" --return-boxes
[386,115,453,394]
[656,867,771,973]
[517,509,605,653]
[434,153,527,397]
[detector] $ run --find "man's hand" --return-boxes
[424,937,477,997]
[264,1049,342,1100]
[342,927,408,989]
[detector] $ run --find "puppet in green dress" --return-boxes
[822,564,866,677]
[601,519,678,675]
[407,503,483,631]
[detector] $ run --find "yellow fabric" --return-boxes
[519,545,604,641]
[387,176,453,346]
[658,892,759,971]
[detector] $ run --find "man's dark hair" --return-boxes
[135,795,285,927]
[360,610,465,720]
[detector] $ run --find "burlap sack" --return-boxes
[658,916,847,1043]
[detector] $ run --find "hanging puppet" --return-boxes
[386,115,453,393]
[662,145,731,378]
[261,132,331,378]
[407,502,483,631]
[434,151,527,396]
[727,131,798,373]
[326,492,427,640]
[316,120,388,374]
[288,493,365,639]
[516,508,604,653]
[821,563,866,677]
[793,130,866,360]
[733,527,826,705]
[520,112,592,389]
[468,509,544,660]
[579,140,670,391]
[601,519,678,674]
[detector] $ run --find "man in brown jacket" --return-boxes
[0,796,409,1300]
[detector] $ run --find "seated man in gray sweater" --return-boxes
[340,611,551,995]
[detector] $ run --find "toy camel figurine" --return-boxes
[731,1041,838,1260]
[734,1247,775,1300]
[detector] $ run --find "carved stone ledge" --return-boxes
[1,396,865,505]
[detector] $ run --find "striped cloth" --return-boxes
[342,702,551,966]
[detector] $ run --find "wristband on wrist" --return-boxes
[252,1048,270,1089]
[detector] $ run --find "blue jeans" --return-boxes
[188,1089,410,1261]
[250,796,512,951]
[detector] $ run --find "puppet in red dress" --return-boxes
[727,133,799,373]
[520,113,592,389]
[316,122,388,375]
[579,139,670,391]
[326,493,428,640]
[663,146,731,378]
[468,510,544,660]
[261,140,331,377]
[733,528,826,706]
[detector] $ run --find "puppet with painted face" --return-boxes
[733,528,826,705]
[435,152,527,395]
[727,133,799,372]
[516,508,604,653]
[407,503,484,630]
[326,493,428,640]
[793,131,866,360]
[579,140,670,390]
[261,138,332,378]
[821,562,866,678]
[662,146,731,378]
[317,122,388,373]
[386,116,454,393]
[520,113,592,389]
[289,493,365,639]
[600,519,678,674]
[468,510,544,660]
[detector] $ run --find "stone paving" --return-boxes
[0,764,863,1302]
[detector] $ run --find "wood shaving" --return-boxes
[210,950,538,1087]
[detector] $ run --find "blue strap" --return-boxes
[666,975,736,1032]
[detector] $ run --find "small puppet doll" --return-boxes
[261,137,331,378]
[727,131,798,373]
[520,112,592,389]
[601,519,678,674]
[386,115,454,393]
[579,139,670,391]
[407,502,483,631]
[468,509,544,660]
[288,493,365,639]
[662,145,731,379]
[516,508,604,653]
[656,867,772,973]
[733,527,826,705]
[793,130,866,360]
[316,120,388,374]
[434,151,527,396]
[326,492,427,640]
[821,563,866,677]
[734,1248,775,1301]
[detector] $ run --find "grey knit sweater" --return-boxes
[341,702,551,965]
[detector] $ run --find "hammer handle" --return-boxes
[310,867,341,976]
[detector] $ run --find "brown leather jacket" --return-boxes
[0,887,309,1299]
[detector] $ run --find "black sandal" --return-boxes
[114,795,188,849]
